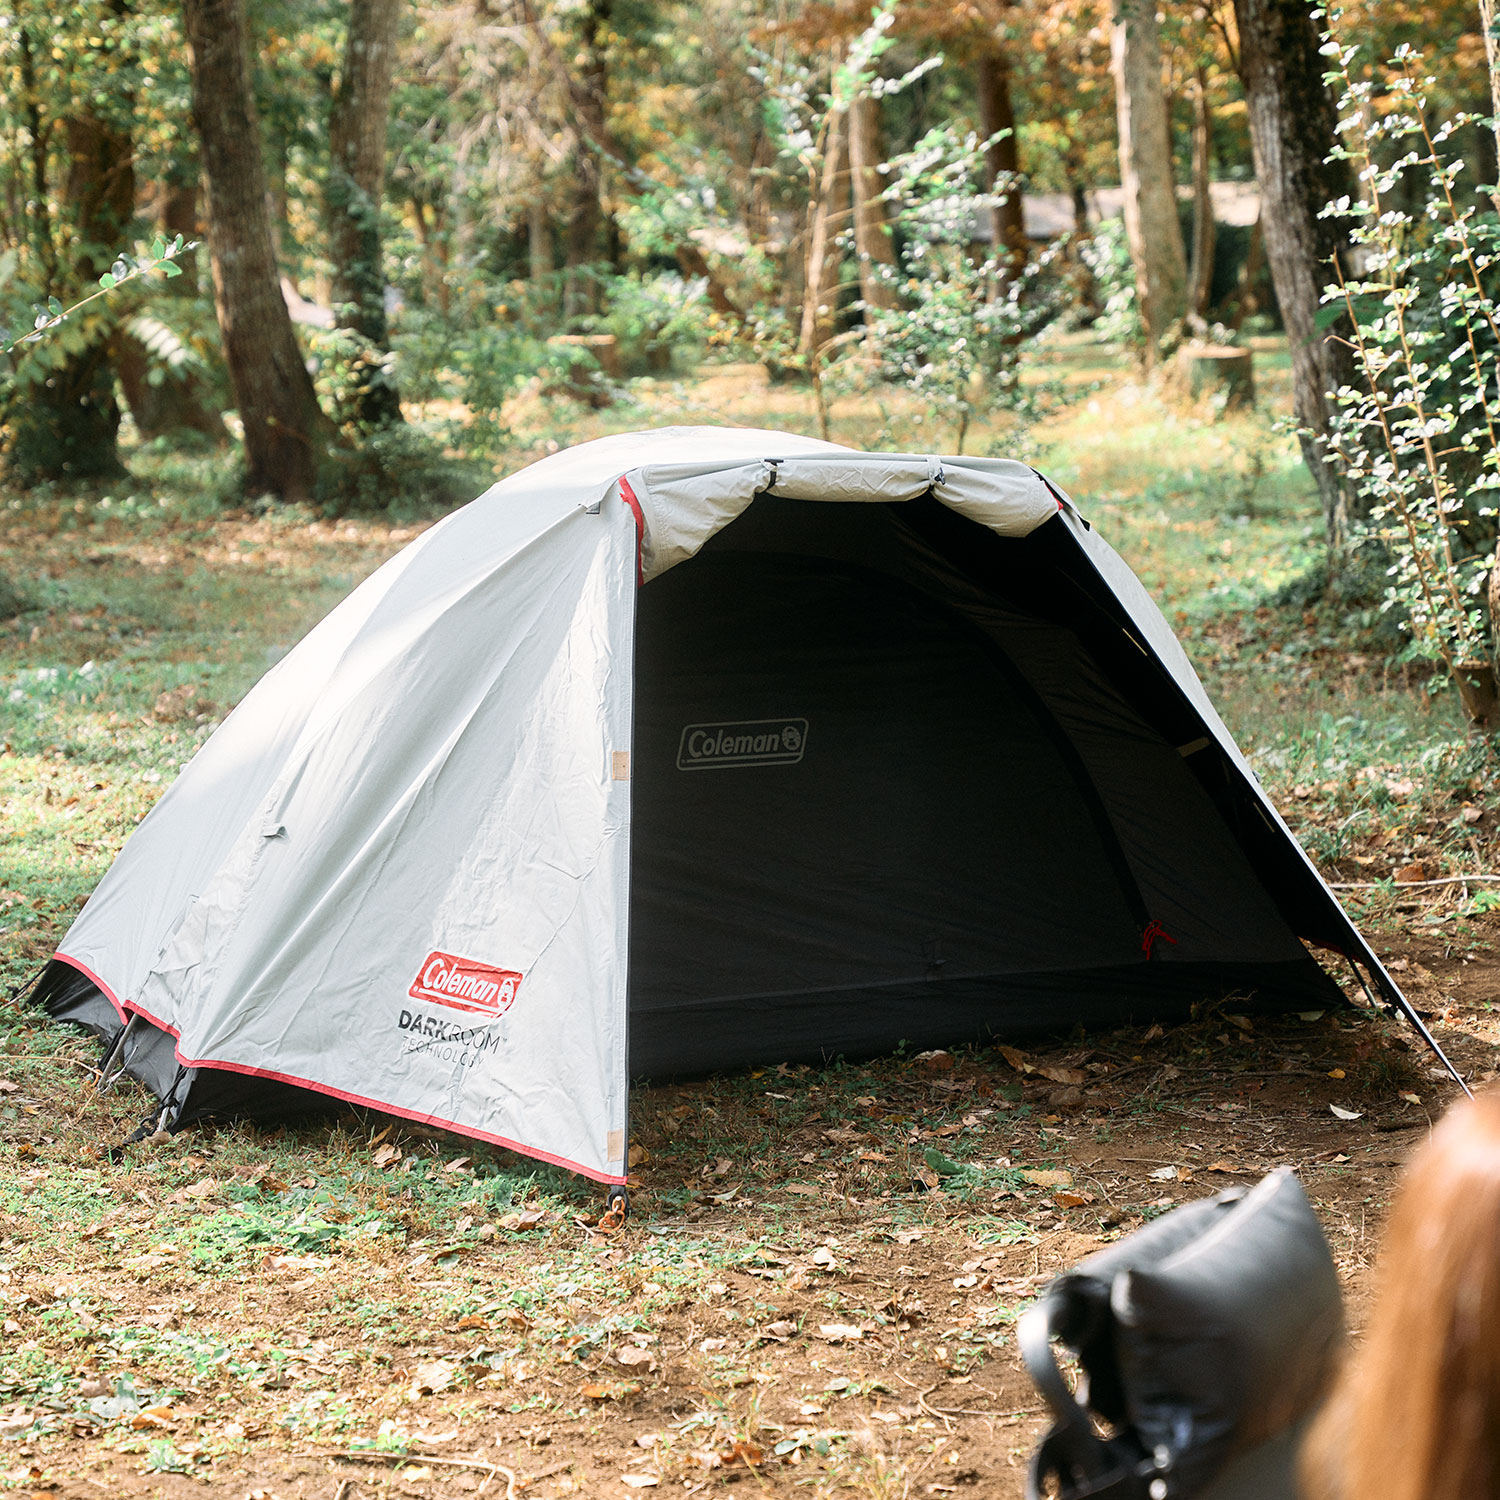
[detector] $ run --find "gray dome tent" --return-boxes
[27,427,1455,1187]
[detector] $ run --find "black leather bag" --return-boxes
[1019,1168,1343,1500]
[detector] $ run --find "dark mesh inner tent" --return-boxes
[627,493,1342,1076]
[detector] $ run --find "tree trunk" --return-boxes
[326,0,403,427]
[975,45,1027,270]
[1187,65,1216,326]
[848,93,899,313]
[529,201,554,288]
[1232,0,1359,564]
[798,105,851,359]
[1110,0,1188,360]
[182,0,327,501]
[1479,0,1500,206]
[115,177,230,443]
[564,0,611,323]
[7,101,133,482]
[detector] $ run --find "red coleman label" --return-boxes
[408,951,523,1017]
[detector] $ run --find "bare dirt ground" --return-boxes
[3,921,1495,1500]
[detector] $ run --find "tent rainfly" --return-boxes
[25,427,1460,1196]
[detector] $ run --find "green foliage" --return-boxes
[1321,34,1500,721]
[1077,217,1146,349]
[312,419,492,518]
[587,270,713,374]
[862,125,1067,452]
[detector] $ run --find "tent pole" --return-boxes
[1349,957,1471,1099]
[97,1013,142,1094]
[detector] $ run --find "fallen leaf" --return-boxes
[818,1323,864,1343]
[582,1380,640,1402]
[915,1049,955,1074]
[784,1183,820,1196]
[1019,1168,1073,1189]
[628,1143,649,1168]
[621,1477,659,1489]
[409,1360,457,1396]
[1399,1092,1421,1105]
[1327,1069,1346,1080]
[1055,1190,1095,1207]
[1149,1165,1180,1181]
[997,1045,1033,1074]
[129,1406,174,1430]
[718,1441,764,1467]
[1037,1065,1087,1085]
[498,1208,545,1231]
[1394,861,1429,883]
[1140,1023,1164,1042]
[1205,1161,1240,1174]
[0,1080,18,1094]
[371,1143,402,1169]
[1330,1104,1363,1121]
[1297,1010,1326,1021]
[615,1346,655,1371]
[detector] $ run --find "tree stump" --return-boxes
[1177,343,1254,410]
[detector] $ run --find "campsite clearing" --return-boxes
[4,365,1500,1495]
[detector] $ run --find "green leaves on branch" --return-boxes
[1319,21,1500,728]
[4,234,194,355]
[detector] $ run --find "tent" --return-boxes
[27,427,1454,1190]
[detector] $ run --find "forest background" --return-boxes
[6,0,1500,725]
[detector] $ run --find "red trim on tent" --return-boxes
[51,950,628,1186]
[618,475,645,585]
[52,951,127,1022]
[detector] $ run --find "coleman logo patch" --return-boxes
[408,951,523,1016]
[677,718,808,771]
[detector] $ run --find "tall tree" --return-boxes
[1185,63,1216,327]
[799,103,851,359]
[974,44,1027,269]
[847,93,899,312]
[181,0,327,501]
[327,0,404,427]
[564,0,611,322]
[1110,0,1188,358]
[1232,0,1358,561]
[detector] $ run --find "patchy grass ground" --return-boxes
[3,345,1500,1497]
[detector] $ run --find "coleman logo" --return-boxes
[408,951,523,1016]
[677,718,808,771]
